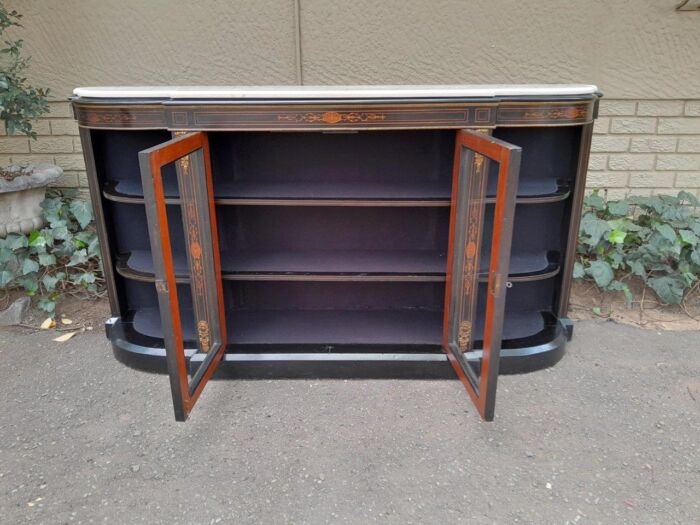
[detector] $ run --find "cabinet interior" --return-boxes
[94,126,581,351]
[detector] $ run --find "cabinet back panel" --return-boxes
[228,281,444,311]
[105,201,186,256]
[493,127,581,181]
[209,130,455,185]
[91,130,173,186]
[481,201,566,264]
[218,206,449,252]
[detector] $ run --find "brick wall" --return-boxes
[590,99,700,199]
[0,101,87,192]
[1,99,700,200]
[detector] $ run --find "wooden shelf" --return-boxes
[499,252,560,282]
[102,178,570,206]
[115,249,558,283]
[130,306,548,346]
[103,179,452,207]
[118,249,447,282]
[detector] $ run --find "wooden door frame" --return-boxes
[443,129,521,421]
[139,131,227,421]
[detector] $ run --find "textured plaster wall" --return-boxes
[6,0,699,100]
[298,0,700,99]
[10,0,299,99]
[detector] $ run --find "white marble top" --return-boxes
[73,84,598,99]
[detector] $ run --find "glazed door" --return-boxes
[444,130,521,421]
[139,132,227,421]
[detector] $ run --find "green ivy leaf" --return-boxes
[678,190,700,207]
[654,223,677,243]
[647,275,685,305]
[0,270,14,287]
[38,252,56,266]
[679,229,699,246]
[691,247,700,266]
[584,192,606,210]
[607,229,627,244]
[608,251,624,269]
[67,249,88,266]
[573,261,585,279]
[87,235,100,258]
[41,197,64,225]
[5,233,28,250]
[628,259,647,278]
[69,200,93,229]
[72,238,87,249]
[580,213,611,245]
[0,246,14,264]
[37,296,56,314]
[21,257,38,275]
[51,222,69,240]
[21,276,38,295]
[608,280,633,306]
[72,272,96,287]
[647,196,666,215]
[41,273,59,292]
[587,260,614,287]
[688,219,700,236]
[607,201,630,217]
[27,230,46,247]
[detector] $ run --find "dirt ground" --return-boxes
[569,281,700,332]
[0,289,110,336]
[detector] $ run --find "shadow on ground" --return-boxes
[0,320,698,524]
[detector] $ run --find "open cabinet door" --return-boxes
[139,132,227,421]
[444,130,521,421]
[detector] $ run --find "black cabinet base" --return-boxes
[106,317,568,378]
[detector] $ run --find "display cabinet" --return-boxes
[72,85,600,421]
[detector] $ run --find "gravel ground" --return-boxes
[0,320,698,524]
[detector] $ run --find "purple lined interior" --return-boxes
[95,127,581,350]
[125,248,551,277]
[128,249,446,275]
[209,130,454,184]
[98,128,579,201]
[132,307,544,346]
[490,126,581,193]
[124,279,550,345]
[217,206,449,252]
[134,308,443,345]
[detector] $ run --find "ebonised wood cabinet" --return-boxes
[72,85,600,421]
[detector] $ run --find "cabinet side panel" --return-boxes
[557,123,594,317]
[79,128,120,315]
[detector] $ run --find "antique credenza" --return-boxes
[72,85,600,421]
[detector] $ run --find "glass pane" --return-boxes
[447,151,501,394]
[170,148,224,395]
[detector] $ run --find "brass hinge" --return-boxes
[490,272,503,296]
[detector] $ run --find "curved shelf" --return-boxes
[129,306,551,347]
[102,178,571,207]
[115,249,560,283]
[494,251,560,283]
[103,179,452,207]
[107,315,568,377]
